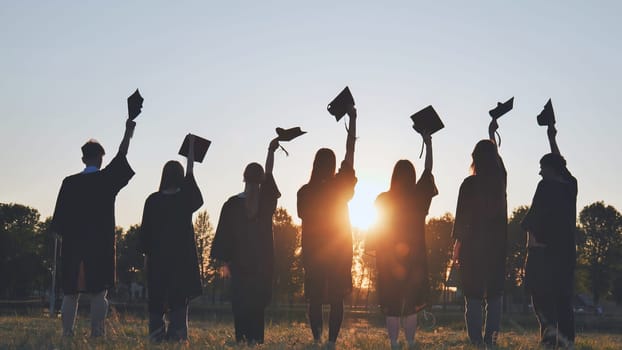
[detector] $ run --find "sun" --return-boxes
[348,179,385,231]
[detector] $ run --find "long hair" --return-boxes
[390,159,417,193]
[308,148,336,185]
[159,160,184,191]
[470,140,506,206]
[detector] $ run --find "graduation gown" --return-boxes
[521,167,577,292]
[210,174,281,308]
[373,170,437,315]
[452,165,508,298]
[138,173,204,308]
[297,162,357,302]
[51,154,135,294]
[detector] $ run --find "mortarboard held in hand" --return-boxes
[410,105,444,158]
[127,89,144,120]
[327,86,355,121]
[276,127,307,142]
[178,133,211,163]
[275,127,307,156]
[537,98,555,126]
[489,97,514,119]
[411,105,445,135]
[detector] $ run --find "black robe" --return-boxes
[210,174,281,308]
[51,154,135,294]
[297,162,357,302]
[373,170,437,315]
[452,164,507,298]
[138,173,204,308]
[521,167,577,292]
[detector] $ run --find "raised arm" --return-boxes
[118,119,136,156]
[186,134,195,175]
[422,131,433,172]
[488,119,499,147]
[547,125,561,155]
[265,138,279,175]
[344,105,357,167]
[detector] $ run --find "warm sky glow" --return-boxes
[1,2,621,230]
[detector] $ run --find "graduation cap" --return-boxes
[489,97,514,119]
[327,86,355,121]
[276,127,307,141]
[537,98,555,126]
[127,89,144,120]
[178,133,211,163]
[410,105,445,135]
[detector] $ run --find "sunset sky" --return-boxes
[2,1,621,230]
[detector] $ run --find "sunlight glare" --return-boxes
[349,179,385,231]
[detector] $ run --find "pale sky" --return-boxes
[1,1,621,230]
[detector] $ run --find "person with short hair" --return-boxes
[522,125,578,349]
[51,118,136,337]
[138,135,204,342]
[210,137,281,345]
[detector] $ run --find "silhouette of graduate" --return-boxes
[51,101,139,337]
[210,136,283,345]
[138,134,205,342]
[297,88,357,346]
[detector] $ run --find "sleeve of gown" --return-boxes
[297,186,308,220]
[335,160,357,202]
[260,173,281,214]
[521,181,548,233]
[51,178,69,236]
[452,178,472,240]
[417,169,439,214]
[104,154,135,194]
[210,201,234,263]
[137,197,152,255]
[183,172,204,212]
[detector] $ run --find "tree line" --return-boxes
[1,201,621,307]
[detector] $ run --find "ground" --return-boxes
[1,310,621,350]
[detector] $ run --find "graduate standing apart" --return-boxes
[138,134,205,342]
[51,116,137,337]
[521,101,578,349]
[298,89,357,346]
[210,137,282,345]
[451,119,508,347]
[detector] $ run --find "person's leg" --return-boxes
[531,290,557,348]
[90,290,108,337]
[556,290,575,347]
[404,313,417,347]
[308,299,323,342]
[232,300,248,343]
[484,296,502,346]
[386,316,400,348]
[167,302,189,342]
[248,304,266,344]
[464,297,483,344]
[327,300,344,343]
[61,293,80,336]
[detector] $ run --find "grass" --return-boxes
[0,310,621,349]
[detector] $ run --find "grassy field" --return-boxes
[1,310,621,349]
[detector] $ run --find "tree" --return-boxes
[0,203,48,297]
[577,202,622,305]
[272,207,302,304]
[193,210,217,291]
[505,206,529,310]
[425,213,455,302]
[116,225,143,287]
